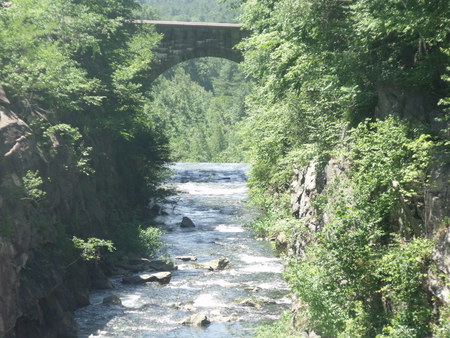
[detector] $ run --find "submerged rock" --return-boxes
[122,271,172,285]
[182,313,211,327]
[102,295,122,306]
[194,257,231,271]
[147,258,178,271]
[238,298,262,309]
[180,216,196,228]
[175,256,197,261]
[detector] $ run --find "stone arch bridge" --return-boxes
[135,20,247,82]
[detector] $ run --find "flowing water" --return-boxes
[75,163,290,337]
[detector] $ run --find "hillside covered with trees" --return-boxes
[236,0,450,336]
[138,0,239,22]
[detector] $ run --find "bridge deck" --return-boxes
[133,20,242,28]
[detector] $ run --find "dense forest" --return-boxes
[1,0,450,336]
[236,0,450,337]
[138,0,239,22]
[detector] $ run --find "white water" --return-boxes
[75,163,290,337]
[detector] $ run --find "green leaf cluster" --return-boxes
[22,170,46,201]
[72,236,116,261]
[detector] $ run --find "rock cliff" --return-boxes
[0,86,139,337]
[285,87,450,330]
[0,100,90,337]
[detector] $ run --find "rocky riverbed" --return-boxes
[75,163,290,337]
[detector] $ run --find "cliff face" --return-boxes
[0,82,143,336]
[0,103,92,337]
[285,87,450,329]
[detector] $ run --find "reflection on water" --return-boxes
[75,163,290,337]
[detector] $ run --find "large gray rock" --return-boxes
[182,313,210,327]
[175,256,197,261]
[0,85,10,105]
[122,271,172,285]
[194,257,230,271]
[180,216,196,228]
[90,266,113,290]
[147,258,178,271]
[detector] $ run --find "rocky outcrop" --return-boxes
[0,103,92,337]
[1,94,155,336]
[426,159,450,304]
[288,150,450,327]
[286,158,350,258]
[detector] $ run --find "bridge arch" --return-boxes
[136,20,247,82]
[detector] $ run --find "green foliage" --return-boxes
[138,225,163,257]
[256,311,296,338]
[72,236,115,261]
[139,0,239,22]
[238,0,446,332]
[348,117,434,217]
[113,222,163,257]
[0,0,102,109]
[146,60,250,163]
[22,170,46,200]
[434,305,450,337]
[42,123,95,175]
[281,118,437,336]
[376,237,433,337]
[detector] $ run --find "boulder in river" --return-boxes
[238,298,262,309]
[102,295,122,306]
[180,216,196,228]
[122,271,172,285]
[147,258,178,271]
[182,313,211,327]
[175,256,197,261]
[194,257,231,271]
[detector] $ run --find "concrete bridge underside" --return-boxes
[136,20,246,82]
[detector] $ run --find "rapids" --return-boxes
[75,163,290,337]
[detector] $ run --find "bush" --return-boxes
[138,225,163,257]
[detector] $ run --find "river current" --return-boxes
[75,163,290,337]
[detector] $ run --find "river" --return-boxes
[75,163,290,337]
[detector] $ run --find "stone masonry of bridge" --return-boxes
[135,20,247,82]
